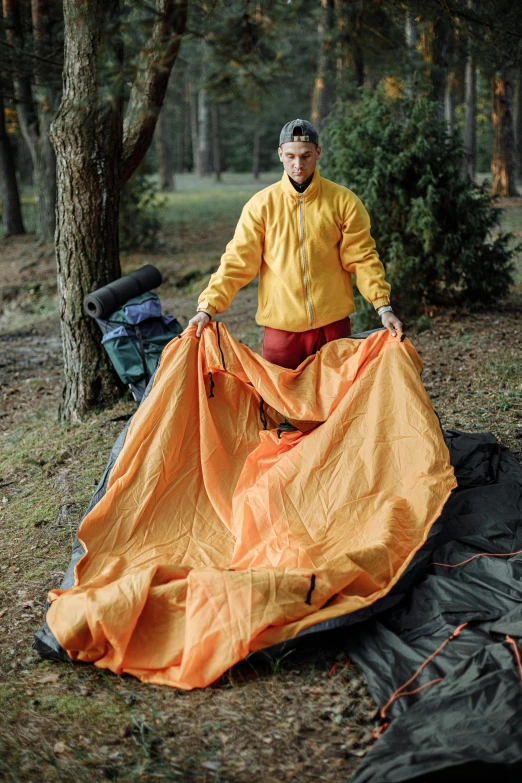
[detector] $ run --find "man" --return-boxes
[189,119,402,371]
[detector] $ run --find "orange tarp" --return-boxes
[46,325,456,689]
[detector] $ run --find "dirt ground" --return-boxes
[1,194,521,782]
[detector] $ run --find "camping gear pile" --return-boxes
[84,265,182,401]
[35,323,522,781]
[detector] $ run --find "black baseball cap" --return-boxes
[279,119,319,146]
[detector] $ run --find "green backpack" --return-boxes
[96,291,183,401]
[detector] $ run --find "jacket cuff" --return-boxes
[197,301,217,318]
[372,296,390,310]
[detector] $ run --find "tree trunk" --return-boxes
[491,71,518,197]
[252,127,261,180]
[15,135,34,185]
[405,10,417,51]
[311,0,335,132]
[2,0,57,241]
[176,101,184,172]
[404,10,418,94]
[50,0,186,421]
[120,1,187,186]
[351,9,365,88]
[0,93,25,235]
[463,50,476,179]
[189,83,199,173]
[197,87,212,176]
[52,0,123,422]
[156,102,175,191]
[444,72,456,134]
[515,66,522,184]
[334,0,364,98]
[211,103,221,182]
[31,0,57,241]
[424,16,450,119]
[334,0,345,87]
[2,0,38,164]
[34,111,56,240]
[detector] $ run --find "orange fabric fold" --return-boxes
[46,325,456,689]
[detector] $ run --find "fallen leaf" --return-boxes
[201,760,219,771]
[37,673,61,684]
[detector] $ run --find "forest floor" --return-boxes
[1,173,522,783]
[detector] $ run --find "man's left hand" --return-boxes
[381,311,403,337]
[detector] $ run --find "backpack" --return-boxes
[95,291,183,401]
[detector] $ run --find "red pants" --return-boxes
[262,317,352,370]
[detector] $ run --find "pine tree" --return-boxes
[324,84,517,328]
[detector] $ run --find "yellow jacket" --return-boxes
[197,168,390,332]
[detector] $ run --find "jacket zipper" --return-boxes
[299,194,313,327]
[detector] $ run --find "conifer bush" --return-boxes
[323,86,517,329]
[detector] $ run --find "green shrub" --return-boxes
[323,85,518,328]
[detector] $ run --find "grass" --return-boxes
[157,172,279,227]
[0,406,129,531]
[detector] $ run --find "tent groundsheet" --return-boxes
[36,324,456,690]
[347,429,522,782]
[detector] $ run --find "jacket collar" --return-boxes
[281,166,321,204]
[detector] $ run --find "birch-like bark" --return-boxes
[444,72,456,134]
[405,10,418,94]
[252,128,261,180]
[197,87,212,176]
[176,100,185,172]
[211,103,221,182]
[189,83,199,173]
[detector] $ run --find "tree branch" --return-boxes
[0,37,63,68]
[121,0,188,186]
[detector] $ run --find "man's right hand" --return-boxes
[188,311,211,338]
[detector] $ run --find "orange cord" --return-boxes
[393,677,444,698]
[372,551,522,739]
[371,723,389,740]
[379,622,468,721]
[430,549,522,569]
[505,636,522,685]
[329,659,351,677]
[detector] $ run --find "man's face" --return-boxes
[278,141,321,183]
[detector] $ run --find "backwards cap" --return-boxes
[279,119,319,146]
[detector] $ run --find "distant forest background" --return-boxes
[1,0,521,223]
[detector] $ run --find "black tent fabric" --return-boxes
[347,430,522,782]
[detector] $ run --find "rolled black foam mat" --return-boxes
[83,265,162,319]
